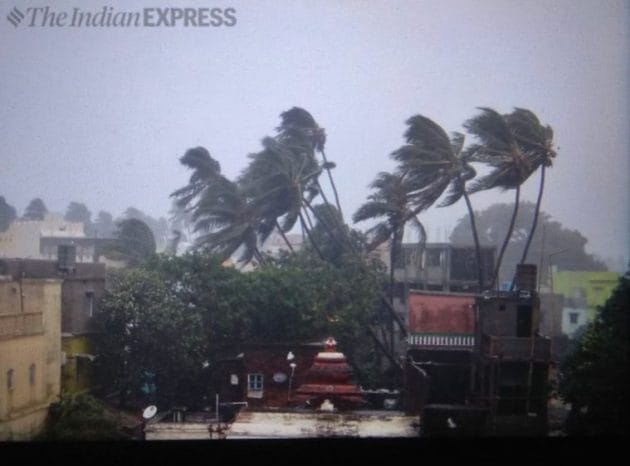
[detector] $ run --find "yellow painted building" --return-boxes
[0,278,62,440]
[551,270,619,335]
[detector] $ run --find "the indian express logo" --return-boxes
[6,6,237,28]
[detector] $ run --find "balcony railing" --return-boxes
[0,312,44,339]
[408,333,475,349]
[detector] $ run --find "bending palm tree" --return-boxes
[505,109,556,265]
[277,107,344,221]
[464,108,534,288]
[353,171,427,354]
[171,146,265,265]
[238,135,322,253]
[392,115,485,289]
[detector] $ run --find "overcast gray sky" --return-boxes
[1,0,628,266]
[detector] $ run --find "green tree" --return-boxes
[464,108,556,287]
[103,218,157,267]
[94,268,208,407]
[505,109,556,266]
[386,115,483,288]
[449,202,607,286]
[38,392,126,440]
[0,196,17,232]
[64,201,93,235]
[172,147,265,264]
[238,135,321,254]
[123,207,169,252]
[277,107,343,220]
[93,210,115,238]
[353,172,426,352]
[558,275,629,435]
[22,197,48,220]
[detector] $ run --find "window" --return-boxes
[6,369,14,390]
[29,364,36,386]
[425,250,442,267]
[569,312,579,325]
[247,373,263,391]
[85,292,94,317]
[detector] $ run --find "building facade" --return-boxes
[0,258,106,394]
[0,277,62,440]
[551,270,618,336]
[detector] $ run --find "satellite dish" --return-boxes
[142,405,158,420]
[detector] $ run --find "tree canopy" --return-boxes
[0,196,17,232]
[64,201,93,235]
[93,249,387,408]
[22,197,48,220]
[449,202,606,285]
[558,275,629,435]
[102,218,157,267]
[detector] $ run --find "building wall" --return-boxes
[0,278,62,440]
[561,307,588,337]
[61,336,95,393]
[551,271,618,323]
[0,214,85,260]
[215,344,323,409]
[408,292,475,335]
[539,293,564,338]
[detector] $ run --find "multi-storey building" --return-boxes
[0,255,106,394]
[404,264,552,436]
[0,277,62,440]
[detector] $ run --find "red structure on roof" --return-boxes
[293,337,366,410]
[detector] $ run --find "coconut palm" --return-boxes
[505,108,556,266]
[464,107,556,287]
[171,146,265,265]
[464,108,532,287]
[391,115,485,289]
[277,107,344,220]
[239,136,322,253]
[353,171,427,353]
[171,147,222,210]
[192,178,265,264]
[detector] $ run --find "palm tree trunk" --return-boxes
[253,248,267,266]
[299,212,324,260]
[519,165,545,265]
[463,191,484,290]
[320,149,344,221]
[302,197,407,335]
[491,187,520,288]
[274,220,295,253]
[389,227,400,357]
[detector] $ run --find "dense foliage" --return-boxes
[450,202,607,285]
[94,250,386,408]
[38,393,126,440]
[0,196,17,232]
[558,275,630,435]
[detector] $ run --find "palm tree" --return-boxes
[391,115,485,289]
[277,107,344,220]
[505,109,556,266]
[353,171,427,354]
[171,147,222,210]
[171,147,265,265]
[464,108,556,287]
[238,135,322,253]
[464,108,534,287]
